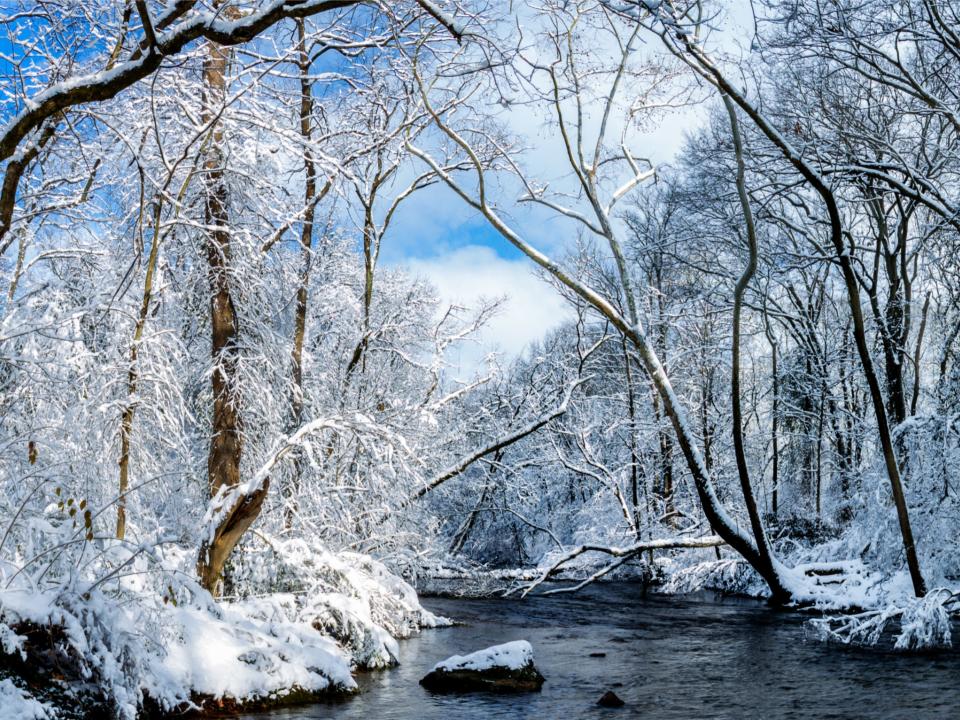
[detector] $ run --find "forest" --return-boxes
[2,0,960,718]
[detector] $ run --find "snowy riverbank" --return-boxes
[0,539,448,719]
[425,538,960,651]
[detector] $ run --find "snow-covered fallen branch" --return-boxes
[810,588,960,650]
[521,535,725,597]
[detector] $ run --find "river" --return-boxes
[239,583,960,719]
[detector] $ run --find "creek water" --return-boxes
[239,583,960,719]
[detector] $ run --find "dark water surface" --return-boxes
[240,584,960,719]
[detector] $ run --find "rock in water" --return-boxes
[420,640,546,693]
[598,690,625,707]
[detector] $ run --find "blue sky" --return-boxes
[377,0,758,371]
[380,191,526,264]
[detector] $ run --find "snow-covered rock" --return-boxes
[420,640,545,693]
[433,640,535,672]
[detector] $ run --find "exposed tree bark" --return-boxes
[815,384,825,520]
[722,93,783,597]
[620,334,642,533]
[195,18,253,595]
[651,266,675,521]
[861,192,914,429]
[284,20,332,530]
[116,198,163,541]
[883,221,909,427]
[911,294,930,417]
[342,191,379,384]
[698,339,715,475]
[289,19,317,437]
[763,315,780,517]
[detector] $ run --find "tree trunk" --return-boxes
[284,19,322,530]
[723,94,782,597]
[911,294,929,417]
[116,199,161,540]
[196,17,258,595]
[764,319,780,517]
[621,334,642,534]
[649,272,675,522]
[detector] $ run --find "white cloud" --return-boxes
[404,245,572,374]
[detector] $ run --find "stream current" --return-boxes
[239,583,960,719]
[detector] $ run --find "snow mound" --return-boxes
[228,536,451,669]
[0,584,356,719]
[147,600,355,712]
[0,538,447,717]
[434,640,535,672]
[0,679,55,719]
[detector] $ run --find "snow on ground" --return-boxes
[0,542,448,719]
[433,640,535,672]
[146,600,356,710]
[0,679,55,719]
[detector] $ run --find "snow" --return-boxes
[147,601,355,709]
[0,679,54,720]
[228,537,452,669]
[0,542,448,718]
[433,640,535,672]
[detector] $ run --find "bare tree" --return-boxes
[407,0,793,600]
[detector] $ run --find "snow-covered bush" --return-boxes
[661,559,767,598]
[227,536,449,669]
[0,537,447,718]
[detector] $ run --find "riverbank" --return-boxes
[0,540,448,719]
